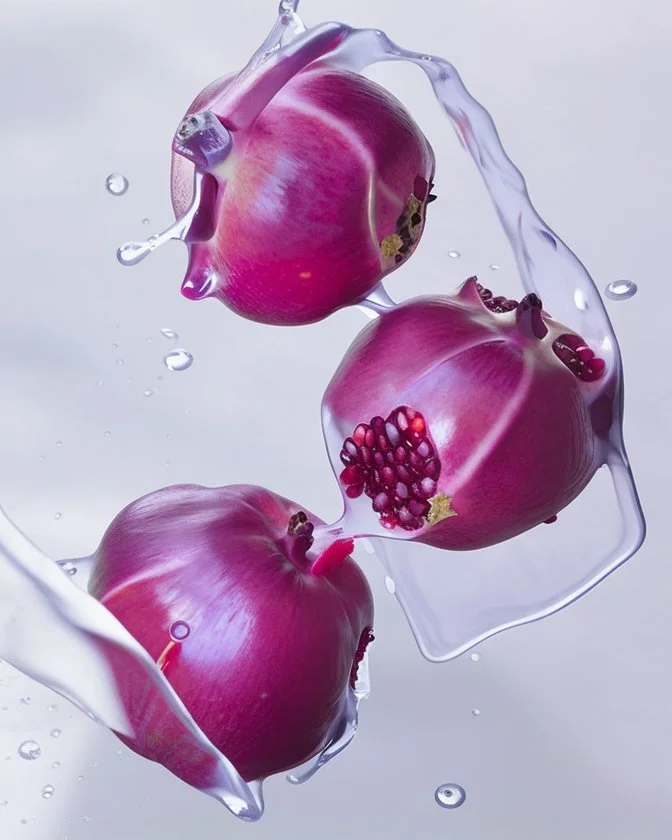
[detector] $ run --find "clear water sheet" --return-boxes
[0,0,645,823]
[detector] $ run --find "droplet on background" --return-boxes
[19,697,31,706]
[170,621,191,642]
[489,263,500,271]
[447,250,461,259]
[105,173,129,196]
[472,708,481,717]
[41,785,55,800]
[143,389,154,398]
[142,218,150,225]
[50,729,61,739]
[18,741,41,761]
[605,280,637,301]
[470,652,480,663]
[160,328,179,340]
[51,761,61,769]
[54,513,62,521]
[103,431,112,439]
[164,349,194,372]
[384,576,396,594]
[56,561,77,577]
[435,783,466,809]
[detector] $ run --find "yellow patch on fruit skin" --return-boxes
[299,271,312,280]
[380,233,403,257]
[427,494,458,525]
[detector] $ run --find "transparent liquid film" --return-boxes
[0,0,644,822]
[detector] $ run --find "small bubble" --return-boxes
[47,704,57,712]
[0,800,7,806]
[143,389,154,398]
[19,697,31,705]
[50,729,61,739]
[20,818,27,825]
[111,343,118,350]
[448,250,461,259]
[38,455,45,462]
[170,621,191,641]
[470,652,480,662]
[55,440,62,448]
[18,741,41,761]
[52,761,61,769]
[96,380,105,387]
[435,783,466,809]
[472,708,481,717]
[384,576,396,594]
[76,775,84,782]
[54,512,62,521]
[160,328,179,340]
[105,173,129,196]
[41,785,55,800]
[164,460,172,467]
[142,218,150,225]
[489,263,500,271]
[103,431,112,439]
[57,561,77,577]
[164,349,194,372]
[605,280,637,301]
[82,815,90,823]
[115,358,124,366]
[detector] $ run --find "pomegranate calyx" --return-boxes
[427,494,458,525]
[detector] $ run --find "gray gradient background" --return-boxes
[0,0,670,837]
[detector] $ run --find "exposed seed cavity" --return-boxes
[476,281,518,313]
[380,177,436,263]
[552,333,606,381]
[349,627,375,688]
[339,406,451,532]
[287,510,315,546]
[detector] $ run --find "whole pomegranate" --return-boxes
[88,484,374,784]
[323,276,609,551]
[171,52,435,325]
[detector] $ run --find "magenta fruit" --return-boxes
[171,54,435,325]
[324,276,608,550]
[88,484,373,784]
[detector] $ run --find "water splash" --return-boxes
[105,174,128,196]
[164,350,194,372]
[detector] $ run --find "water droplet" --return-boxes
[19,697,31,705]
[143,389,154,398]
[51,761,60,769]
[111,343,118,350]
[105,173,129,196]
[435,783,466,809]
[82,815,90,823]
[164,460,172,467]
[472,708,481,717]
[573,288,588,310]
[50,729,61,739]
[605,280,637,301]
[489,263,500,271]
[76,775,84,782]
[96,380,105,387]
[0,800,7,806]
[160,328,179,340]
[448,250,461,259]
[142,218,150,225]
[470,652,480,662]
[18,741,41,761]
[38,455,45,462]
[103,431,111,439]
[170,621,191,641]
[47,705,57,712]
[57,561,77,577]
[54,513,62,521]
[20,818,27,825]
[384,576,396,594]
[41,785,55,800]
[164,349,194,372]
[115,358,124,366]
[55,441,62,448]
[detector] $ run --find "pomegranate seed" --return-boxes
[380,512,397,529]
[373,451,385,467]
[340,465,363,485]
[371,416,385,435]
[553,333,606,381]
[345,484,364,499]
[381,466,395,485]
[416,440,433,459]
[343,438,359,458]
[365,428,375,448]
[395,464,412,482]
[395,481,409,499]
[385,422,401,446]
[353,424,368,445]
[378,434,389,452]
[373,492,392,512]
[397,506,413,524]
[394,446,407,462]
[425,457,440,478]
[419,477,437,497]
[360,446,372,466]
[409,498,430,517]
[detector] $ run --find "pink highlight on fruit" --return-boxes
[89,484,373,784]
[324,276,608,550]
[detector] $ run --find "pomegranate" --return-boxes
[88,483,374,784]
[323,276,608,551]
[170,36,435,325]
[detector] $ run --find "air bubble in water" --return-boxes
[170,621,191,642]
[470,652,480,662]
[164,349,194,372]
[50,729,61,739]
[447,250,461,259]
[52,761,60,769]
[472,708,481,717]
[18,741,41,761]
[142,218,150,225]
[41,785,55,800]
[54,513,62,521]
[105,173,129,196]
[605,280,637,300]
[143,389,154,398]
[384,576,396,594]
[160,328,179,340]
[435,783,466,809]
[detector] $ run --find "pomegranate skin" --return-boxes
[323,278,604,551]
[88,484,373,784]
[171,66,435,325]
